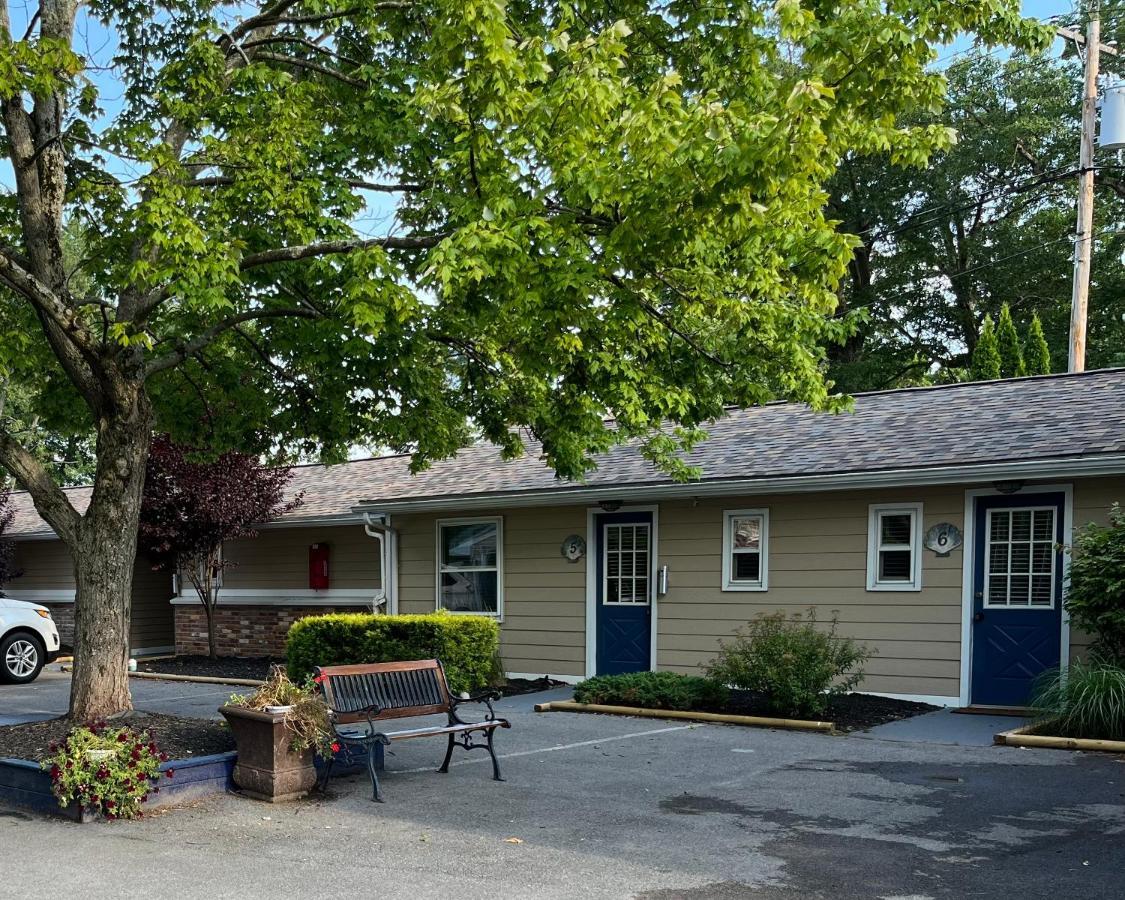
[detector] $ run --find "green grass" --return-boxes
[1031,662,1125,742]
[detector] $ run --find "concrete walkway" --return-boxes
[860,708,1028,746]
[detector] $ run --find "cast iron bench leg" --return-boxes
[487,727,504,782]
[367,742,384,803]
[317,755,335,793]
[438,732,456,774]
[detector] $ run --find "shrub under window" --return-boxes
[705,609,870,717]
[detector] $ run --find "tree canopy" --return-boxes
[0,0,1051,717]
[828,43,1125,391]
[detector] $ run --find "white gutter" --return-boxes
[351,454,1125,515]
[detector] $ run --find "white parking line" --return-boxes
[396,723,704,773]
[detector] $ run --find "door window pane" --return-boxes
[604,523,651,605]
[985,507,1056,608]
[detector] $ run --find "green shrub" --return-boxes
[573,671,729,711]
[1031,662,1125,741]
[705,610,870,717]
[286,612,500,695]
[1065,504,1125,664]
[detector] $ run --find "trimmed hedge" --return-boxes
[286,612,500,695]
[573,671,729,711]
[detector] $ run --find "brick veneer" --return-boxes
[42,603,75,650]
[174,604,364,657]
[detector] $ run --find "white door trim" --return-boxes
[959,483,1073,707]
[585,504,659,679]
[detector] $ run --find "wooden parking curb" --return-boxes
[533,700,835,733]
[994,724,1125,753]
[128,671,265,687]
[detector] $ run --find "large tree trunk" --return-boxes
[68,388,153,721]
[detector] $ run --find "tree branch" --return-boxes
[239,233,446,270]
[0,248,99,357]
[145,307,321,377]
[253,51,365,86]
[0,426,80,546]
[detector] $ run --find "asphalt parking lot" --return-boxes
[2,670,1124,899]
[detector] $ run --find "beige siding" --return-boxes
[657,487,966,698]
[130,554,175,649]
[8,541,173,651]
[395,507,587,676]
[10,541,75,591]
[221,525,381,591]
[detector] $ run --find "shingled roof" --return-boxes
[6,369,1125,537]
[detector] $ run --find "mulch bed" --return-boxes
[500,676,566,697]
[715,691,937,732]
[0,713,235,764]
[137,656,283,681]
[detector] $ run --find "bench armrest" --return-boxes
[328,703,385,739]
[450,690,501,725]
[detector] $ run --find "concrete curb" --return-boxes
[129,671,265,688]
[534,700,835,733]
[994,724,1125,753]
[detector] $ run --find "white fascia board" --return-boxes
[354,455,1125,515]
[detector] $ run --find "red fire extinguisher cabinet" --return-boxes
[309,544,330,590]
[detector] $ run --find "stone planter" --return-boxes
[219,705,317,802]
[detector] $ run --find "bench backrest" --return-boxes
[315,659,452,723]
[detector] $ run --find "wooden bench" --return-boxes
[313,659,511,802]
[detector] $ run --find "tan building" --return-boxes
[5,370,1124,707]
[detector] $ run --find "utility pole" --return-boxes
[1067,5,1100,373]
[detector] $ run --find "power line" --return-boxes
[854,163,1079,241]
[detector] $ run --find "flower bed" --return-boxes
[0,713,236,822]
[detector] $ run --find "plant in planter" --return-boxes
[1030,662,1125,742]
[221,668,335,801]
[41,721,169,820]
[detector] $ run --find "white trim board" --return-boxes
[958,483,1073,708]
[170,589,381,607]
[2,589,76,603]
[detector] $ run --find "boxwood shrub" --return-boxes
[286,612,500,695]
[573,671,729,711]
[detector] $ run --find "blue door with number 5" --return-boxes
[595,512,653,676]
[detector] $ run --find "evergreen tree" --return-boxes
[996,304,1025,377]
[972,316,1002,381]
[1025,313,1052,375]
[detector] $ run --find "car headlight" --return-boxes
[35,609,52,619]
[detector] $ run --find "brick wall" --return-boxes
[42,603,75,650]
[174,604,363,657]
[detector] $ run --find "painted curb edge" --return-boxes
[534,700,834,733]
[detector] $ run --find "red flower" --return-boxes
[48,741,58,752]
[165,768,175,779]
[313,673,326,684]
[96,767,109,781]
[65,760,73,770]
[331,742,341,754]
[152,786,160,794]
[117,732,129,743]
[105,799,115,809]
[159,752,169,762]
[147,742,157,753]
[49,764,60,779]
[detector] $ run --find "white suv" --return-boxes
[0,594,61,684]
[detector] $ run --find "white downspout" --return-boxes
[363,513,396,614]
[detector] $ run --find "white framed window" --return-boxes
[867,503,923,592]
[436,517,503,616]
[722,509,769,591]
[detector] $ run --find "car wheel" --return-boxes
[0,632,45,684]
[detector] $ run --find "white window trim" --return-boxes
[866,503,924,592]
[722,508,769,592]
[435,516,503,618]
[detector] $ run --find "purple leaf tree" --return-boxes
[139,436,301,659]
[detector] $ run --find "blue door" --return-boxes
[595,512,653,676]
[970,493,1065,707]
